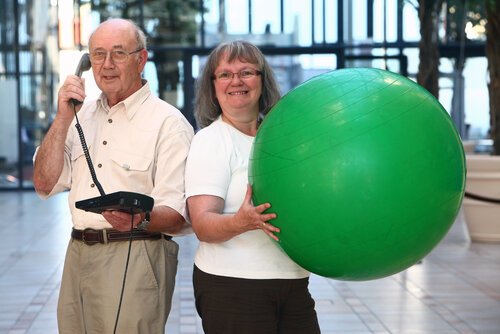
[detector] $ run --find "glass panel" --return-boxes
[403,2,419,42]
[6,52,16,73]
[33,50,43,73]
[284,0,312,46]
[269,54,308,94]
[373,0,398,43]
[252,0,281,34]
[226,0,249,34]
[0,1,5,45]
[0,0,18,188]
[19,51,32,73]
[19,75,32,108]
[0,0,58,189]
[438,75,453,115]
[94,2,201,47]
[298,54,337,85]
[1,0,15,45]
[345,0,368,43]
[141,0,200,45]
[147,50,184,109]
[20,73,52,188]
[313,0,323,43]
[463,58,488,139]
[200,0,220,47]
[0,76,19,188]
[325,0,338,43]
[403,47,419,75]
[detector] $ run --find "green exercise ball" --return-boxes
[249,68,466,281]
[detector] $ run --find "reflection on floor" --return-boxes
[0,191,499,334]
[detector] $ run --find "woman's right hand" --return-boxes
[234,184,280,241]
[187,184,281,243]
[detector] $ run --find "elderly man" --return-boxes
[33,19,193,333]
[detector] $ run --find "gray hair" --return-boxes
[89,18,147,51]
[194,40,281,128]
[133,21,147,50]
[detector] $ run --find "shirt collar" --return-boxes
[96,79,151,120]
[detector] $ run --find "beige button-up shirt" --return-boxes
[37,81,194,235]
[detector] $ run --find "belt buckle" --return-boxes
[82,228,100,245]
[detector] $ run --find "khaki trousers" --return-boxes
[57,237,179,334]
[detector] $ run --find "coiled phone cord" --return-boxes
[73,104,106,196]
[73,103,134,333]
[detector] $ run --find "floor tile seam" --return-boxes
[332,282,391,333]
[9,261,62,331]
[468,243,500,263]
[0,213,67,279]
[423,303,479,334]
[391,272,479,333]
[432,258,500,301]
[0,252,29,278]
[422,249,500,299]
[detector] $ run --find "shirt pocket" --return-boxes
[69,141,97,198]
[70,142,90,163]
[109,150,153,193]
[70,119,96,163]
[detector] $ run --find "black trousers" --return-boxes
[193,265,321,334]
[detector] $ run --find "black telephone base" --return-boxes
[75,191,154,214]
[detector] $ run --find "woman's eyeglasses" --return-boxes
[212,69,262,81]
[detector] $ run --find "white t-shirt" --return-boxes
[185,116,309,279]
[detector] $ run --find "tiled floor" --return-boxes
[0,191,499,334]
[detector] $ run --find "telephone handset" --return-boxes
[72,53,91,105]
[75,52,91,77]
[71,53,154,214]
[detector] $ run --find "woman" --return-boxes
[185,40,320,334]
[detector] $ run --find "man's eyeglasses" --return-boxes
[212,69,262,81]
[89,49,143,64]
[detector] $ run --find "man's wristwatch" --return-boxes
[136,212,150,230]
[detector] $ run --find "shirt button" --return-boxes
[98,163,102,168]
[91,183,95,188]
[103,141,107,145]
[108,119,113,123]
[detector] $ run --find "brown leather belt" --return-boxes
[71,228,172,245]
